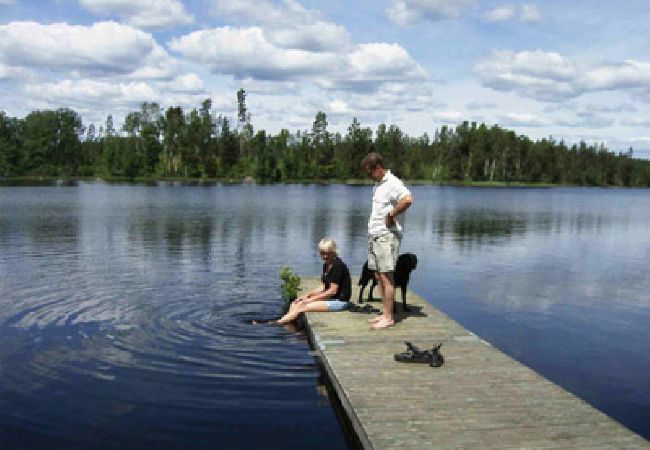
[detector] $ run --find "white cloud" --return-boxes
[0,21,176,79]
[581,60,650,91]
[213,0,294,24]
[169,27,428,96]
[168,27,339,80]
[476,50,650,102]
[621,118,650,127]
[319,43,428,92]
[476,50,579,102]
[431,110,465,123]
[200,0,431,118]
[20,77,226,125]
[484,6,516,22]
[212,0,351,51]
[342,82,437,113]
[159,73,206,94]
[240,79,437,130]
[0,0,16,5]
[328,99,349,114]
[265,21,351,52]
[543,101,638,114]
[386,0,477,26]
[78,0,193,28]
[520,4,542,22]
[346,43,425,79]
[484,4,541,23]
[0,62,29,80]
[23,79,159,113]
[497,108,615,129]
[466,101,498,109]
[24,79,157,102]
[569,110,615,128]
[128,45,179,80]
[234,78,302,95]
[501,112,549,127]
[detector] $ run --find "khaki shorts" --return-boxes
[367,232,401,273]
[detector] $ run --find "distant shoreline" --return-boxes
[2,175,647,189]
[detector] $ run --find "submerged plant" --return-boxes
[279,266,301,314]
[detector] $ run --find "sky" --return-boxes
[1,0,650,157]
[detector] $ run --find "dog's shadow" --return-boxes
[361,298,427,322]
[394,304,427,322]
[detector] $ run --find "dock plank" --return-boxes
[301,278,649,450]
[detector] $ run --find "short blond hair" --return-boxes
[317,238,337,255]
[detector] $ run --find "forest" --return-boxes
[1,90,649,186]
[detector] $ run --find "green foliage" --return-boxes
[279,266,301,300]
[2,95,650,186]
[279,266,301,315]
[218,116,239,174]
[0,112,21,176]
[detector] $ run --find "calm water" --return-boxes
[0,183,649,447]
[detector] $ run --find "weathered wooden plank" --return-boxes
[301,278,649,450]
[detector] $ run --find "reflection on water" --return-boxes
[437,210,528,247]
[0,183,649,446]
[0,184,353,450]
[410,186,650,439]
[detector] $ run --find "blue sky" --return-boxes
[1,0,650,157]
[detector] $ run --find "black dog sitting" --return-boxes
[358,253,417,312]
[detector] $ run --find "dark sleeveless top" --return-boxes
[321,257,352,302]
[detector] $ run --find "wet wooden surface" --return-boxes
[301,278,649,450]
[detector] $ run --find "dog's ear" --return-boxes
[405,341,421,353]
[406,253,417,270]
[429,343,444,367]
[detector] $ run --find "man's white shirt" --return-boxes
[368,170,411,237]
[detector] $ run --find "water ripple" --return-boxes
[0,269,319,429]
[4,183,647,447]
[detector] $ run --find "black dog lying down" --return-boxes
[394,341,444,368]
[358,253,417,312]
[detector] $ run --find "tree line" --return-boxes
[1,93,649,186]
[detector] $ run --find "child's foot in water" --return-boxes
[250,319,275,325]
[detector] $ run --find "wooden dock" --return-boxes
[301,278,649,450]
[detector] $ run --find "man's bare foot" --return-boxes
[367,316,382,324]
[371,318,394,330]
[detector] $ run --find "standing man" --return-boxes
[361,153,413,330]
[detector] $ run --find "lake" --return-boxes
[0,182,648,448]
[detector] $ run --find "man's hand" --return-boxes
[385,212,396,227]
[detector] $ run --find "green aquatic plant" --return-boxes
[279,266,301,314]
